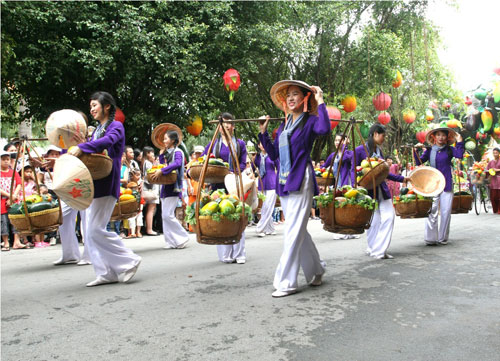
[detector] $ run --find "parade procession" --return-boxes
[2,2,500,360]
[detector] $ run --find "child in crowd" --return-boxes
[126,182,143,238]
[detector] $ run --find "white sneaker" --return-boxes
[77,259,92,266]
[266,231,277,235]
[272,289,297,298]
[86,277,117,287]
[257,232,266,238]
[120,258,142,283]
[438,240,448,245]
[49,237,57,246]
[236,258,246,264]
[374,253,394,259]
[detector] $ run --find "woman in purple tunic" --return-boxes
[150,130,189,249]
[259,80,329,298]
[202,113,248,264]
[354,124,406,259]
[414,127,464,245]
[68,91,141,286]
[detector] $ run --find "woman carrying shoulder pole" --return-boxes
[259,80,329,298]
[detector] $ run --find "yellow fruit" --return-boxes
[119,194,135,201]
[344,189,358,199]
[201,201,219,214]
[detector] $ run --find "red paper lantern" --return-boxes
[416,130,428,143]
[372,92,392,111]
[403,110,416,124]
[326,106,341,130]
[115,108,125,123]
[378,111,391,125]
[223,68,241,101]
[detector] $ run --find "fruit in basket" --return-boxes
[219,199,236,215]
[25,194,43,204]
[344,189,358,199]
[119,194,135,202]
[201,201,219,215]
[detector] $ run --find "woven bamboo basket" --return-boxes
[320,203,373,234]
[451,195,473,214]
[8,207,62,235]
[316,176,333,187]
[188,164,230,184]
[395,199,432,218]
[145,172,177,185]
[358,162,390,190]
[110,198,140,221]
[79,153,113,180]
[195,215,247,245]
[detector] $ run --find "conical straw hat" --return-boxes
[151,123,183,149]
[46,109,87,149]
[408,166,445,197]
[52,154,94,210]
[270,80,318,114]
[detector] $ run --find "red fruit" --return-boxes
[223,68,241,100]
[403,110,416,124]
[392,70,402,88]
[443,101,451,109]
[372,92,392,111]
[378,112,391,125]
[464,96,472,106]
[186,115,203,136]
[416,131,428,143]
[341,96,357,113]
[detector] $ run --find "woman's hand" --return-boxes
[151,169,162,181]
[259,115,270,134]
[310,86,324,105]
[414,143,425,148]
[456,133,463,142]
[73,131,87,145]
[67,146,82,157]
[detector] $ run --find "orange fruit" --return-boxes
[341,95,357,113]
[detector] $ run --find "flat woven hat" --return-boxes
[46,109,87,149]
[52,154,94,210]
[426,127,457,145]
[151,123,183,149]
[408,166,446,197]
[270,80,318,114]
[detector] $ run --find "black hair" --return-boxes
[142,146,154,156]
[493,147,500,153]
[166,130,180,147]
[133,148,141,159]
[125,145,133,152]
[219,112,234,121]
[89,91,117,122]
[367,123,386,155]
[3,142,16,151]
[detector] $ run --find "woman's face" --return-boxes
[146,151,155,161]
[334,135,345,148]
[222,121,234,136]
[435,131,448,146]
[6,145,16,152]
[373,132,386,145]
[493,150,499,159]
[163,133,175,149]
[286,85,305,113]
[387,158,393,166]
[90,100,110,122]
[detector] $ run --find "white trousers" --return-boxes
[161,197,189,248]
[85,196,141,281]
[425,191,453,243]
[256,189,277,234]
[59,200,90,262]
[366,198,395,258]
[128,206,143,230]
[217,232,246,263]
[274,167,324,292]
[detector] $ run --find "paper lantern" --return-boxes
[416,131,428,144]
[223,68,241,101]
[115,108,125,123]
[403,110,416,124]
[341,95,357,113]
[378,112,391,125]
[392,70,402,88]
[326,106,341,130]
[186,115,203,136]
[372,92,392,111]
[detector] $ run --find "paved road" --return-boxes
[2,212,499,361]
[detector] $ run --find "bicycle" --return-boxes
[471,175,490,215]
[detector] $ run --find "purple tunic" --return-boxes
[254,153,277,191]
[354,145,404,200]
[159,150,183,198]
[323,145,355,187]
[203,139,247,173]
[79,121,124,200]
[413,142,465,192]
[258,103,330,197]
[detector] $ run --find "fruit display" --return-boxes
[187,155,230,169]
[315,185,376,209]
[8,194,58,215]
[451,190,473,214]
[111,186,141,220]
[185,189,252,225]
[393,188,433,218]
[118,186,141,203]
[187,154,231,184]
[356,157,389,189]
[145,164,178,185]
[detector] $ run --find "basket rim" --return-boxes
[8,206,60,219]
